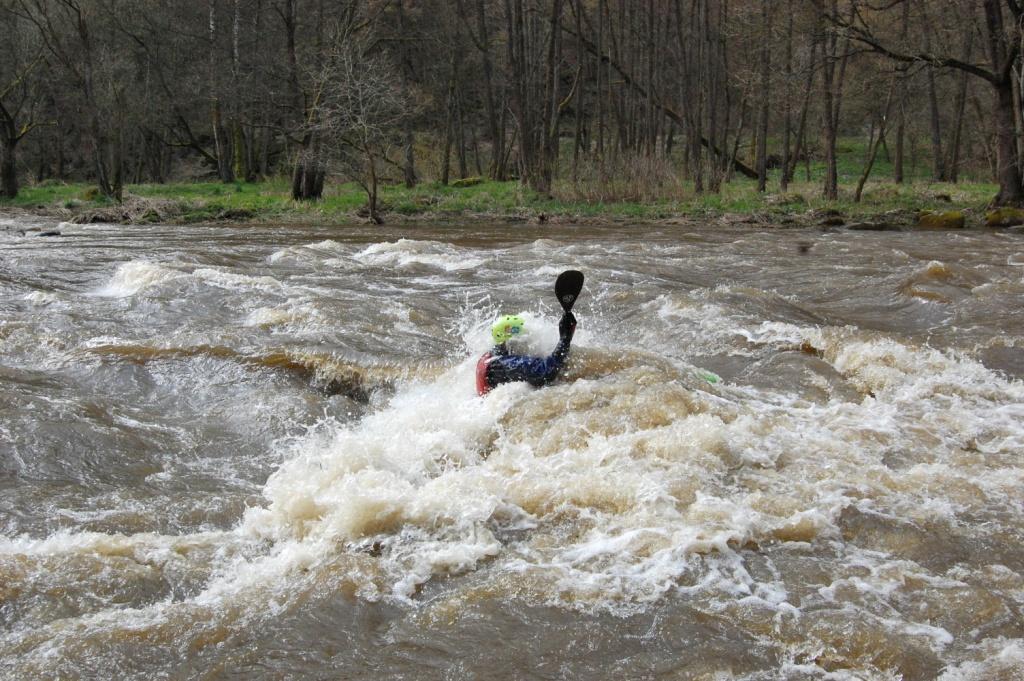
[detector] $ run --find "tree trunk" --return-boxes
[571,0,585,179]
[993,78,1024,204]
[56,124,66,181]
[457,91,469,179]
[596,0,606,163]
[398,0,417,188]
[855,76,895,202]
[474,0,503,179]
[441,45,458,185]
[209,0,235,183]
[820,0,841,201]
[506,0,563,196]
[946,30,975,184]
[786,34,817,187]
[366,152,382,224]
[756,0,772,192]
[471,121,483,175]
[981,0,1023,204]
[854,121,878,203]
[894,108,905,183]
[281,0,322,201]
[230,0,248,182]
[947,66,970,183]
[212,100,234,182]
[536,0,564,196]
[232,121,246,182]
[1014,68,1024,185]
[111,107,125,199]
[926,65,946,181]
[892,0,909,183]
[687,0,706,192]
[780,0,793,192]
[0,138,17,198]
[291,154,323,201]
[404,129,417,188]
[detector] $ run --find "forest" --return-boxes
[1,0,1022,221]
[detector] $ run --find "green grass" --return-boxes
[2,182,92,208]
[0,139,1001,225]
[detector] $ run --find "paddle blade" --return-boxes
[555,270,584,312]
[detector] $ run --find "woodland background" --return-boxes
[2,1,1023,222]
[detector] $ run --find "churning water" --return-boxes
[0,217,1022,679]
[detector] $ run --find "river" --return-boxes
[1,216,1022,680]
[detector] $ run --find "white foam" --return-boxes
[192,268,284,293]
[938,638,1024,680]
[10,313,1023,615]
[267,239,351,265]
[245,306,295,327]
[92,261,287,298]
[92,261,185,297]
[354,239,485,271]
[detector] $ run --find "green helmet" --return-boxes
[491,314,525,344]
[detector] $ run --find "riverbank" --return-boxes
[0,176,1016,230]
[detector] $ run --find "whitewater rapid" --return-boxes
[1,221,1022,679]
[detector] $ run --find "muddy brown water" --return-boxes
[1,216,1023,680]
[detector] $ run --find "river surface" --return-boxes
[1,215,1023,680]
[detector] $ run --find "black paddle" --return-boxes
[555,270,584,312]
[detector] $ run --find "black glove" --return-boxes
[559,311,577,341]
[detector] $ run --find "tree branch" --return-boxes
[833,8,1000,84]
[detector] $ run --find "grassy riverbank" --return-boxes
[0,137,1005,227]
[0,175,1002,228]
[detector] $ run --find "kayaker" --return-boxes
[476,311,577,395]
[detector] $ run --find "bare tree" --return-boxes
[0,0,1012,206]
[309,44,410,223]
[834,0,1024,205]
[0,1,45,198]
[15,0,130,200]
[505,0,571,197]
